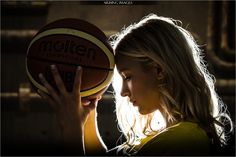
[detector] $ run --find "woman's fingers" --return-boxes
[85,99,98,111]
[73,66,82,99]
[39,73,61,104]
[37,89,57,111]
[50,65,68,97]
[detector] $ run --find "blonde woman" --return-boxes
[38,14,233,155]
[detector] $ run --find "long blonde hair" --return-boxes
[109,14,233,154]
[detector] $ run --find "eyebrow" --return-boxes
[119,68,130,72]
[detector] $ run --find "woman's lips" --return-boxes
[132,101,137,106]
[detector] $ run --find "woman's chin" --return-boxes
[138,108,149,115]
[138,107,158,115]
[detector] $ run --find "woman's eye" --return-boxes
[124,76,131,81]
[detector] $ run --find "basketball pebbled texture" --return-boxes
[26,18,114,97]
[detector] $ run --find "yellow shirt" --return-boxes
[130,121,211,156]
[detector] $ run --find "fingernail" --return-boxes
[83,101,91,106]
[77,66,81,70]
[39,73,43,78]
[51,64,56,70]
[97,96,102,101]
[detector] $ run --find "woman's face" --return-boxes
[116,53,162,115]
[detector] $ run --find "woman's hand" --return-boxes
[37,65,98,153]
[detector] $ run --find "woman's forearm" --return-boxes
[59,116,85,155]
[84,109,107,155]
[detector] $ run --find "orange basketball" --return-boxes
[26,18,114,97]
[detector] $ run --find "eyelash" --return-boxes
[124,76,131,81]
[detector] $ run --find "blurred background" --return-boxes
[1,1,235,156]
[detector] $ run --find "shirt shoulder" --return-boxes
[137,121,211,156]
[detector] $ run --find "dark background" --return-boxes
[1,1,235,156]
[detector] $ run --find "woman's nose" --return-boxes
[120,84,130,97]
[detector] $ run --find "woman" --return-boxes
[38,14,233,155]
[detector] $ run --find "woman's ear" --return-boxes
[154,64,165,80]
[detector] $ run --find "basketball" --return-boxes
[26,18,114,97]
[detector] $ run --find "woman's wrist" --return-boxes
[61,124,85,155]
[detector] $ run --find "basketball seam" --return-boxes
[38,20,107,44]
[26,56,113,71]
[80,72,109,92]
[28,33,111,62]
